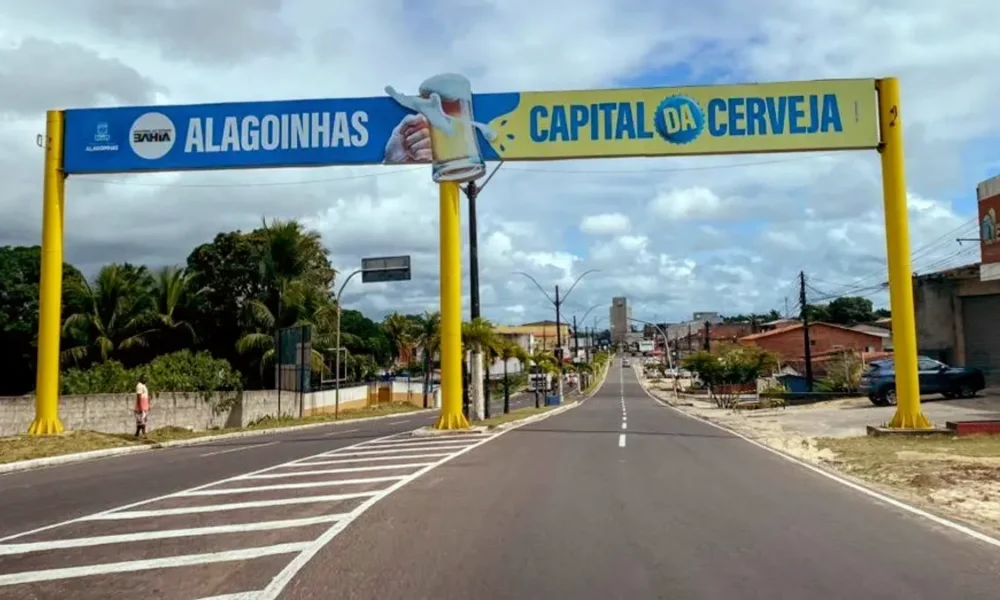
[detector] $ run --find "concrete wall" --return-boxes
[914,273,1000,365]
[303,380,432,417]
[0,390,286,437]
[0,382,436,437]
[914,277,959,363]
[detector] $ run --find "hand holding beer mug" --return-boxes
[385,74,489,182]
[384,113,433,164]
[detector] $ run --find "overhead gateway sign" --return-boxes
[361,255,412,283]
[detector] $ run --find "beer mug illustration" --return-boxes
[385,74,493,183]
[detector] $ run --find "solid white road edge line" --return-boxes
[199,442,278,457]
[0,515,344,556]
[0,542,311,587]
[636,378,1000,550]
[194,594,261,600]
[0,430,403,542]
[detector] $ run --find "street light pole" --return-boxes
[629,316,676,393]
[461,163,503,421]
[335,269,363,420]
[514,269,598,402]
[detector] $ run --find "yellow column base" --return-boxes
[434,411,470,431]
[887,409,931,430]
[28,416,65,436]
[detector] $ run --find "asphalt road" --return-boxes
[280,362,1000,599]
[4,364,1000,598]
[0,410,437,539]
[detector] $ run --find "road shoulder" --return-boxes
[634,366,1000,541]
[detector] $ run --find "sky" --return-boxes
[0,0,995,329]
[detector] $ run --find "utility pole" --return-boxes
[573,315,580,362]
[687,323,692,351]
[464,180,485,420]
[703,321,711,351]
[514,269,598,402]
[799,270,814,391]
[555,285,563,399]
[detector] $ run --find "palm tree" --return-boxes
[130,266,200,353]
[61,264,153,364]
[529,348,555,408]
[498,340,526,414]
[461,317,498,419]
[382,312,415,370]
[236,279,331,375]
[414,311,441,408]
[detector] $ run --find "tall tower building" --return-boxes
[610,297,631,344]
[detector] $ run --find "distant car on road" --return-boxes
[860,356,986,406]
[622,359,631,367]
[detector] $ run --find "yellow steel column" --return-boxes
[435,182,470,430]
[29,110,68,435]
[877,77,930,429]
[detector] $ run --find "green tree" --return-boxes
[186,230,264,372]
[682,345,778,408]
[803,303,830,323]
[130,266,200,357]
[498,339,526,413]
[61,263,153,366]
[826,296,875,325]
[0,246,86,395]
[414,311,441,408]
[382,312,416,368]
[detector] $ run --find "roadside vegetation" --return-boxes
[0,402,422,465]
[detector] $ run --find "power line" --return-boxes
[61,152,840,189]
[68,166,425,188]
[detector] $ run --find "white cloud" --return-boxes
[580,212,631,235]
[650,187,728,221]
[0,0,991,325]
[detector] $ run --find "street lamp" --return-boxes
[461,162,503,421]
[514,269,599,401]
[334,256,411,420]
[573,303,601,363]
[628,316,677,393]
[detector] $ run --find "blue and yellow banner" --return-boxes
[490,78,878,160]
[62,77,878,176]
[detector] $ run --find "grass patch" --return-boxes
[0,402,424,465]
[0,431,141,465]
[480,405,555,428]
[817,435,1000,490]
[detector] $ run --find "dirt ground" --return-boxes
[639,371,1000,536]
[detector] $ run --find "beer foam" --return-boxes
[418,73,472,101]
[386,73,496,141]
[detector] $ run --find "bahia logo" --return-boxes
[653,95,704,145]
[129,112,176,160]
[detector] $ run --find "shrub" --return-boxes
[62,350,242,410]
[681,345,779,408]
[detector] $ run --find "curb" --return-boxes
[492,401,580,431]
[0,409,434,476]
